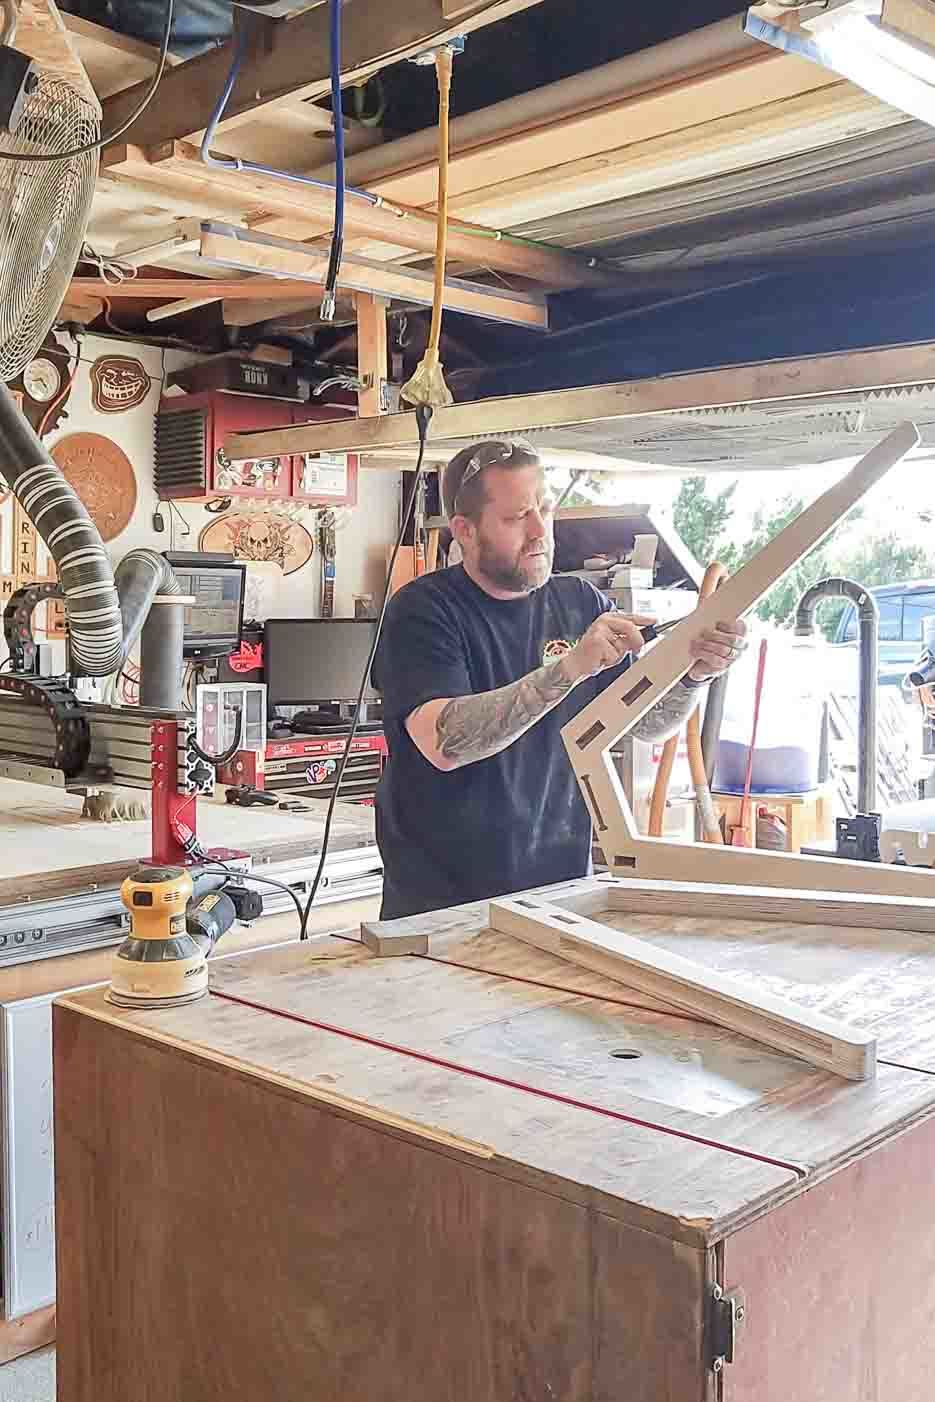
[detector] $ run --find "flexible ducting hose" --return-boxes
[114,548,183,664]
[0,386,182,679]
[0,383,123,676]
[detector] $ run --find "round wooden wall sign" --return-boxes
[51,433,137,542]
[199,512,314,576]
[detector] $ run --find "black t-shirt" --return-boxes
[372,564,626,919]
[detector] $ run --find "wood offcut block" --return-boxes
[360,921,428,957]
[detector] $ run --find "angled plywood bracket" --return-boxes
[489,894,876,1080]
[561,421,935,900]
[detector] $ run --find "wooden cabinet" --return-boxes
[54,879,935,1401]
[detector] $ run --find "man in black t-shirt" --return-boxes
[372,439,746,920]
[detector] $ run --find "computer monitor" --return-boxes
[164,552,246,659]
[264,619,379,707]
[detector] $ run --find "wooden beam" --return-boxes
[356,295,388,417]
[72,240,546,328]
[196,226,548,327]
[489,896,876,1081]
[324,45,861,218]
[561,423,935,903]
[222,339,935,461]
[71,276,328,300]
[63,12,179,99]
[18,0,100,117]
[607,878,935,937]
[99,0,547,147]
[221,296,334,328]
[101,141,610,291]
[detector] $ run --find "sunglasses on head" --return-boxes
[452,441,534,516]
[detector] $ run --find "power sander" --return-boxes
[107,865,238,1009]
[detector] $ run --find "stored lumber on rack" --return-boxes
[70,237,548,330]
[102,142,609,291]
[99,0,548,150]
[445,84,906,231]
[222,339,935,461]
[607,877,935,936]
[489,895,876,1080]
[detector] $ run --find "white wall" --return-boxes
[30,331,401,625]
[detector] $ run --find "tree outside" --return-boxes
[670,477,935,637]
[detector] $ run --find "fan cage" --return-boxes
[0,70,99,382]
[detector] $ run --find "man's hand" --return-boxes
[562,614,655,683]
[688,618,747,681]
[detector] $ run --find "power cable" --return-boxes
[298,402,433,939]
[321,0,345,322]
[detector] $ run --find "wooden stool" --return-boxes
[713,786,834,853]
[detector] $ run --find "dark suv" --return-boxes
[832,580,935,686]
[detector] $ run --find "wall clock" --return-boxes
[51,433,137,543]
[23,356,61,404]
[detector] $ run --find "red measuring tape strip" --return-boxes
[209,987,807,1181]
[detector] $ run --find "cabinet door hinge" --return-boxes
[708,1283,746,1374]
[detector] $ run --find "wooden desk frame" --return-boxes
[560,421,935,903]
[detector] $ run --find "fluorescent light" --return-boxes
[746,0,935,127]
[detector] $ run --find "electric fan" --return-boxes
[0,0,99,381]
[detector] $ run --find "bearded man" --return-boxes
[372,439,745,920]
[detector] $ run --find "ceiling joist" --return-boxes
[101,141,610,291]
[99,0,547,148]
[221,339,935,462]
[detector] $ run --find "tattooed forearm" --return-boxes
[631,678,705,742]
[433,658,578,767]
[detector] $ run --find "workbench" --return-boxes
[0,785,383,1359]
[54,874,935,1401]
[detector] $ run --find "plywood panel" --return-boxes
[723,1110,935,1401]
[55,1003,597,1402]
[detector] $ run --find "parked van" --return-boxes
[832,580,935,686]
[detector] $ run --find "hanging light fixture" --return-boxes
[745,0,935,128]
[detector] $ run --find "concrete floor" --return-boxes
[0,1347,54,1401]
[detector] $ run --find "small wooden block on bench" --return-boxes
[360,921,429,957]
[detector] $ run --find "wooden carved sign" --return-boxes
[199,512,314,576]
[90,356,152,415]
[52,433,137,542]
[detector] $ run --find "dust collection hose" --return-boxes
[0,384,181,679]
[648,562,728,842]
[795,576,878,814]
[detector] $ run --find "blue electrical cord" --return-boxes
[321,0,346,321]
[199,14,378,213]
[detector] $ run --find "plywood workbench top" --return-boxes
[58,875,935,1247]
[0,783,375,906]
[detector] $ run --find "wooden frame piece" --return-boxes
[561,422,935,899]
[489,894,876,1080]
[606,876,935,936]
[220,339,935,462]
